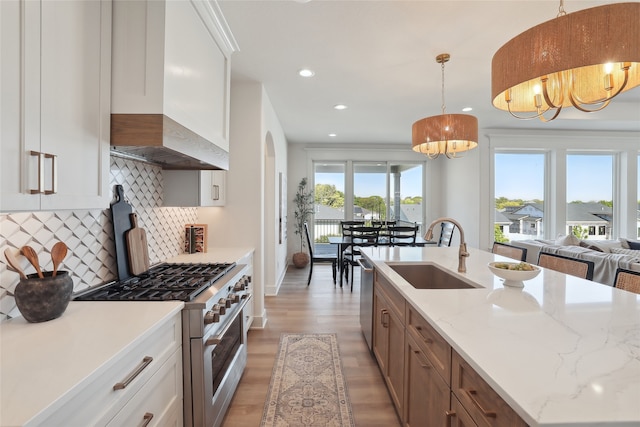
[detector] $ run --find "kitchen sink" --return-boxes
[387,263,481,289]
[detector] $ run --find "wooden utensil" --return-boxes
[51,242,68,277]
[4,248,27,279]
[21,246,44,278]
[126,213,150,275]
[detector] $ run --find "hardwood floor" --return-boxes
[221,263,401,427]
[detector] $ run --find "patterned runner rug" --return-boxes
[261,333,355,427]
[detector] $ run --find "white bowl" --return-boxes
[488,262,540,287]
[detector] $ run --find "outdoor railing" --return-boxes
[313,219,421,243]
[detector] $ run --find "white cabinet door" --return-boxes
[1,0,40,211]
[202,170,226,207]
[164,170,226,207]
[0,0,111,212]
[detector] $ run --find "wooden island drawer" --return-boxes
[451,351,527,427]
[406,305,451,385]
[375,271,405,321]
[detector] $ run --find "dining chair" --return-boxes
[343,225,380,291]
[388,224,418,246]
[492,241,527,261]
[537,252,595,280]
[372,220,394,242]
[437,222,456,247]
[339,220,365,281]
[613,268,640,294]
[304,222,337,286]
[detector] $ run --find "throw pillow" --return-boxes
[579,241,604,252]
[556,234,580,246]
[627,240,640,250]
[619,238,640,250]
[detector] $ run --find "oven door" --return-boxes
[190,296,250,427]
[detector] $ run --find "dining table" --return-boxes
[328,235,435,286]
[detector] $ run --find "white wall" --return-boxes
[198,81,288,328]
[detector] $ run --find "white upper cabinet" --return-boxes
[0,0,112,212]
[111,0,237,161]
[163,170,226,207]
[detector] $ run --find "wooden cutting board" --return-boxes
[126,213,150,275]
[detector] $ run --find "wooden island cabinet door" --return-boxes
[403,333,450,427]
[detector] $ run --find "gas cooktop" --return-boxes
[74,262,236,302]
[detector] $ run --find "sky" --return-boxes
[316,165,423,199]
[495,153,621,202]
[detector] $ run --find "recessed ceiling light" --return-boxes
[298,69,315,77]
[333,104,348,110]
[328,133,337,137]
[462,107,473,112]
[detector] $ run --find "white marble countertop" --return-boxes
[0,301,183,426]
[360,245,640,427]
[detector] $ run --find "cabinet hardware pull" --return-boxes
[44,153,57,194]
[29,151,44,194]
[415,326,434,344]
[465,388,497,418]
[381,309,389,328]
[113,356,153,390]
[413,350,431,369]
[212,184,220,200]
[445,410,456,417]
[140,412,154,427]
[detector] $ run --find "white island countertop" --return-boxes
[361,245,640,427]
[0,301,183,426]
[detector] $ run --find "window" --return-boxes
[313,163,345,247]
[566,154,613,240]
[312,160,424,247]
[353,163,387,221]
[494,153,545,242]
[389,163,423,233]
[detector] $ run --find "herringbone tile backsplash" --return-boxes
[0,156,197,320]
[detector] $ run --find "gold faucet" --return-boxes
[424,217,469,273]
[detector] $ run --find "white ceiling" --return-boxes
[218,0,640,145]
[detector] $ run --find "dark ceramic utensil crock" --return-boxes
[14,271,73,323]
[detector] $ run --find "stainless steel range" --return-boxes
[74,262,252,427]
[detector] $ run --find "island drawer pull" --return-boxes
[465,388,497,418]
[414,326,434,344]
[381,309,389,328]
[140,412,154,427]
[113,356,153,390]
[413,350,431,369]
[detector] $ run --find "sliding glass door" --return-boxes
[312,161,424,251]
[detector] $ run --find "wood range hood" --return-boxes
[110,114,229,170]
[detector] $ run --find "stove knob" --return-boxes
[219,297,232,309]
[230,293,240,303]
[204,309,221,324]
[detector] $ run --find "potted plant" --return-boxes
[292,177,314,268]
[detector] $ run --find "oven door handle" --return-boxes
[205,294,251,347]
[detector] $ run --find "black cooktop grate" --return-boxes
[74,262,236,302]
